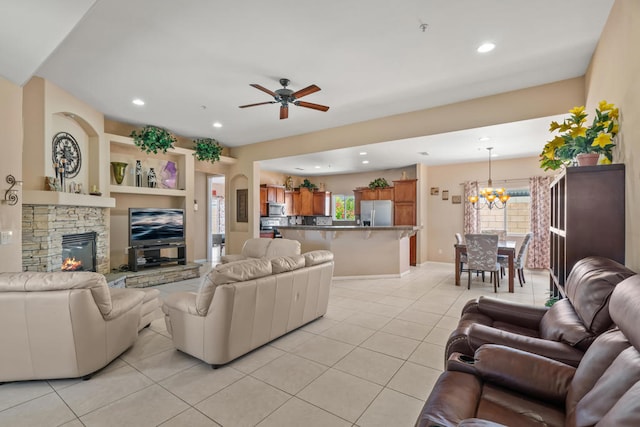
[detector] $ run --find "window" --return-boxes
[479,189,531,235]
[332,195,355,221]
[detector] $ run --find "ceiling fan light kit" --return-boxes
[239,78,330,119]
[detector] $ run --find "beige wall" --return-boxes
[585,0,640,270]
[0,77,23,272]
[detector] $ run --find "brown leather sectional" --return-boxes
[445,256,635,367]
[416,259,640,426]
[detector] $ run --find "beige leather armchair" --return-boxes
[0,271,145,382]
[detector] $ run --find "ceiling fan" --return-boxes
[239,78,330,119]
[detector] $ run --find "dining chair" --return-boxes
[499,232,532,286]
[482,229,507,241]
[455,233,467,273]
[464,234,500,292]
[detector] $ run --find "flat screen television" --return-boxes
[129,208,185,247]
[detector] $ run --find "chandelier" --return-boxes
[468,147,510,210]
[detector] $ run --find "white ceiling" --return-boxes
[0,0,613,175]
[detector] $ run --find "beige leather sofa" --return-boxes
[220,237,301,263]
[0,271,154,382]
[163,250,334,366]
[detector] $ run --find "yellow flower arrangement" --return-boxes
[539,100,619,170]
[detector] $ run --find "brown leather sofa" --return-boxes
[416,273,640,427]
[445,256,635,367]
[0,271,149,382]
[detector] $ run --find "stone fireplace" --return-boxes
[22,204,110,274]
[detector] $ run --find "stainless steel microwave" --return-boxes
[268,203,286,217]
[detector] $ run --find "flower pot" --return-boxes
[110,162,128,185]
[576,153,600,167]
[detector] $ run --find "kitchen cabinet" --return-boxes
[549,164,625,297]
[285,190,301,216]
[313,191,332,216]
[300,187,314,216]
[260,184,285,216]
[259,187,268,217]
[353,187,394,215]
[393,179,417,266]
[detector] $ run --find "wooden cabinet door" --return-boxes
[284,191,293,216]
[361,189,377,200]
[393,179,417,202]
[377,187,394,200]
[313,191,331,216]
[300,188,314,216]
[267,186,277,203]
[394,202,415,225]
[292,191,301,215]
[276,187,285,203]
[353,189,363,216]
[260,187,268,217]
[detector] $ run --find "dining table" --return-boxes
[454,240,517,293]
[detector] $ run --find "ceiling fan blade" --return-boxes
[292,84,320,99]
[295,101,330,112]
[280,105,289,120]
[238,101,276,108]
[250,84,277,97]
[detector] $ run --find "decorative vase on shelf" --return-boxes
[576,153,600,167]
[110,162,128,185]
[135,160,142,187]
[147,167,157,188]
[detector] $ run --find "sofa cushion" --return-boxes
[304,250,334,266]
[540,298,591,347]
[195,259,273,315]
[564,256,635,334]
[265,239,301,258]
[271,255,305,274]
[242,238,272,259]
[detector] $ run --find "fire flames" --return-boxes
[62,257,83,271]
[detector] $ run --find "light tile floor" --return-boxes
[0,262,551,427]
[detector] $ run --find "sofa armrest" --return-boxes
[220,254,248,264]
[106,289,145,320]
[162,292,200,316]
[473,344,575,403]
[470,296,548,330]
[467,323,585,366]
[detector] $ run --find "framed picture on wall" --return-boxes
[452,195,462,204]
[236,189,248,222]
[442,190,449,200]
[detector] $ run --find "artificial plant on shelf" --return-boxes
[368,177,390,189]
[130,125,177,154]
[300,179,318,191]
[193,138,223,163]
[539,100,619,171]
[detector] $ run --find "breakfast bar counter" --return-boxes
[278,225,419,278]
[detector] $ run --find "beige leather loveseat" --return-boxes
[220,237,301,264]
[163,250,334,366]
[0,271,157,382]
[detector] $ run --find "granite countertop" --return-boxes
[277,225,420,231]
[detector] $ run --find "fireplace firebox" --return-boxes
[61,232,97,272]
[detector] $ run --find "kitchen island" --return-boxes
[278,225,420,278]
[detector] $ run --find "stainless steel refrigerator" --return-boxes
[360,200,394,226]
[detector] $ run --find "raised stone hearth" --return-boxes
[22,205,109,274]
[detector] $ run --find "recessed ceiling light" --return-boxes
[132,98,145,106]
[213,122,222,128]
[359,152,367,156]
[477,42,495,53]
[479,136,490,142]
[362,160,369,164]
[314,165,321,169]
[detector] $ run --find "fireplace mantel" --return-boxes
[23,191,115,208]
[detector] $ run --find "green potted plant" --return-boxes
[193,138,223,163]
[539,100,619,171]
[300,179,318,191]
[130,125,177,154]
[368,177,390,189]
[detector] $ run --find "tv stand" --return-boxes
[128,243,186,272]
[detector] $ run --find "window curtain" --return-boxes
[528,176,552,269]
[463,181,480,234]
